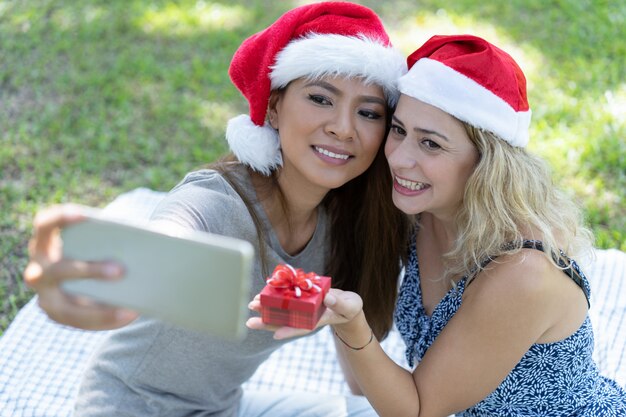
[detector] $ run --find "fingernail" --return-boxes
[116,309,136,322]
[325,294,337,306]
[104,263,123,278]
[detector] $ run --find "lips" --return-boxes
[313,145,351,161]
[394,175,428,191]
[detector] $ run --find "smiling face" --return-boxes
[268,76,387,195]
[385,95,479,220]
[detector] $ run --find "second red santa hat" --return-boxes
[399,34,531,147]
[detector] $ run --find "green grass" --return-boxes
[1,0,624,333]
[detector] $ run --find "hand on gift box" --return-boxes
[257,264,332,330]
[247,285,364,340]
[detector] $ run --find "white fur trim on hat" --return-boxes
[398,58,531,147]
[270,33,406,107]
[226,114,282,176]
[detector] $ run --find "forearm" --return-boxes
[333,312,420,417]
[333,327,364,395]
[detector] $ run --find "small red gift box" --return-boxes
[260,264,331,330]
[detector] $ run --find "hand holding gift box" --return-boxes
[260,264,331,330]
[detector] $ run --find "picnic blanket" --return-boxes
[1,188,624,417]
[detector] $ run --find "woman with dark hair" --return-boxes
[24,3,409,416]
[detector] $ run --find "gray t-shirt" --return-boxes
[75,164,329,417]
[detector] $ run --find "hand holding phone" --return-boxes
[23,204,138,330]
[61,210,254,339]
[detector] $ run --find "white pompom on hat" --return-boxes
[398,34,531,147]
[226,2,406,175]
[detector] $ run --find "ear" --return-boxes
[267,90,281,129]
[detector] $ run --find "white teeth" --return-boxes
[396,176,427,191]
[314,146,349,160]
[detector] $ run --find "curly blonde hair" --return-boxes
[443,125,594,282]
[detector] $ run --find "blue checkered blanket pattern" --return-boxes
[1,188,624,416]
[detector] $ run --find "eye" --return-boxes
[308,94,331,106]
[358,109,383,120]
[390,124,407,136]
[421,139,441,150]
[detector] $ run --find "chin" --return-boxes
[392,195,422,215]
[310,171,358,190]
[319,178,351,190]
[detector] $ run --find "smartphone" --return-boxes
[61,211,254,340]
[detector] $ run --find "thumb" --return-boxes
[324,289,362,322]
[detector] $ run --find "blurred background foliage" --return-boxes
[1,0,624,332]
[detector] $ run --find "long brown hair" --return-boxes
[325,143,410,339]
[211,140,409,340]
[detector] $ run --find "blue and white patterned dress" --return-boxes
[394,236,626,416]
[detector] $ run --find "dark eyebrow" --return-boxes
[415,127,449,142]
[391,115,449,142]
[304,80,340,94]
[391,115,405,127]
[304,80,386,107]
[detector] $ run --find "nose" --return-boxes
[386,139,417,170]
[325,107,355,141]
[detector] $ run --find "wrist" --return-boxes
[332,311,374,351]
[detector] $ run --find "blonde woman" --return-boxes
[249,34,626,416]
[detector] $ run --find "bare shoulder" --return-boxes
[467,249,557,303]
[464,248,587,342]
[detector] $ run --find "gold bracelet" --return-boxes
[334,328,374,351]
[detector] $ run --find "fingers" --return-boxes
[38,295,138,331]
[273,326,312,339]
[25,257,128,330]
[24,259,124,290]
[30,204,86,258]
[247,296,262,313]
[245,317,312,340]
[23,261,45,289]
[46,259,124,282]
[245,316,277,331]
[323,288,363,320]
[24,204,134,330]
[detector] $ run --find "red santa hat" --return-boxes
[227,2,406,175]
[398,34,531,147]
